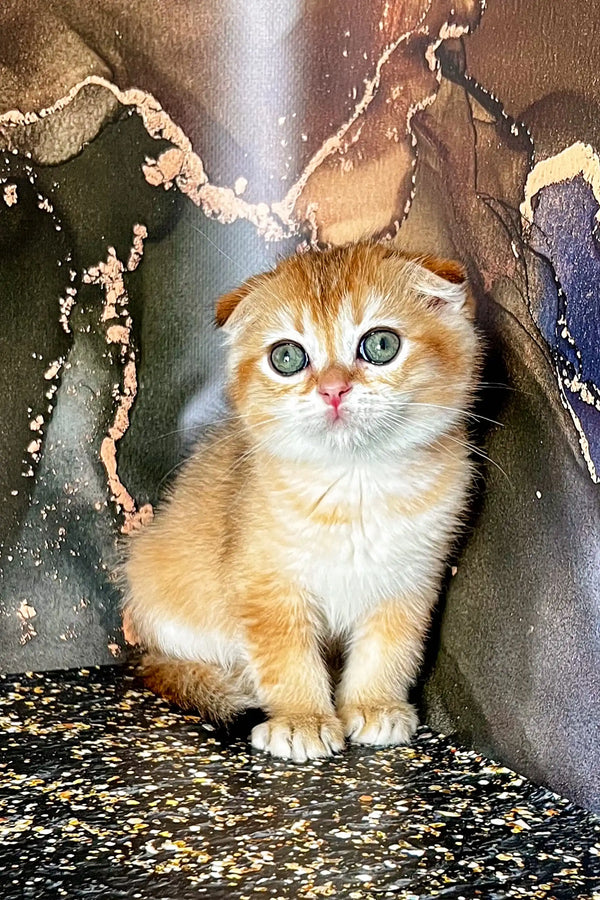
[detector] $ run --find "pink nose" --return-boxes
[318,378,352,409]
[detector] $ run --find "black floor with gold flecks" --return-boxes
[0,667,598,899]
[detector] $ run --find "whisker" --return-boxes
[379,409,512,485]
[189,223,250,279]
[477,381,535,399]
[442,433,513,486]
[156,457,188,494]
[189,222,295,317]
[154,413,291,492]
[151,412,245,444]
[408,402,504,428]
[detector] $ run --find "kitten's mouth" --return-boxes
[325,407,346,425]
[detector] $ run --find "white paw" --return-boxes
[250,714,345,762]
[339,702,418,746]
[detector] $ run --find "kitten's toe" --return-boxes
[250,714,344,761]
[340,702,418,746]
[250,720,290,758]
[318,719,346,755]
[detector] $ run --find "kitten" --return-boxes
[123,241,480,762]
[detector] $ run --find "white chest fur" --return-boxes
[266,460,461,634]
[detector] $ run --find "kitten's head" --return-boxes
[216,243,480,463]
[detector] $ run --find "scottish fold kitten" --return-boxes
[123,241,480,761]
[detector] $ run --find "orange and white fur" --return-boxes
[123,242,480,762]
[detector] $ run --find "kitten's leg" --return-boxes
[336,598,428,746]
[140,654,256,724]
[243,585,344,762]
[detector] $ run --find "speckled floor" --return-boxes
[0,667,598,899]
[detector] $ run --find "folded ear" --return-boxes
[215,283,252,328]
[215,272,275,330]
[412,255,475,319]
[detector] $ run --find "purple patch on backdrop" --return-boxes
[529,175,600,476]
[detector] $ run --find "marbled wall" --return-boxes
[0,0,598,809]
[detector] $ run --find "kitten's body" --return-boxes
[124,242,480,761]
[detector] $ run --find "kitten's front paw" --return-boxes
[339,702,418,746]
[250,714,345,762]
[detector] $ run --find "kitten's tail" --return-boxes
[140,653,256,725]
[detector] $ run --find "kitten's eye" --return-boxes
[358,329,401,365]
[269,341,308,376]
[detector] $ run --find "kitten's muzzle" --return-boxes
[318,376,352,415]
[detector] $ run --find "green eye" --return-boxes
[269,341,308,376]
[358,329,401,365]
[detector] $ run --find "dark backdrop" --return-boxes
[0,0,598,811]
